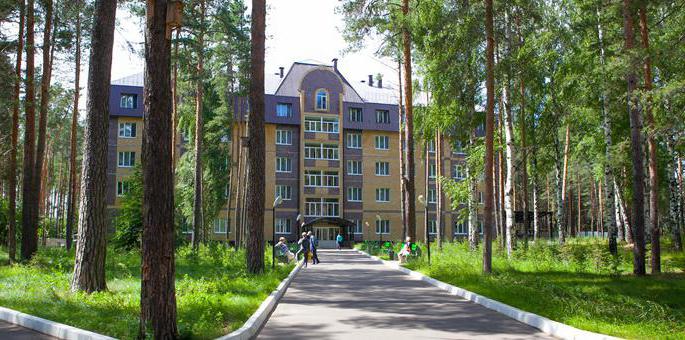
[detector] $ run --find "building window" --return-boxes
[304,170,339,188]
[276,157,292,173]
[276,103,293,117]
[347,133,362,149]
[275,185,292,200]
[304,116,339,133]
[374,135,389,150]
[275,218,291,234]
[453,141,464,154]
[304,143,339,160]
[375,161,389,176]
[347,187,362,202]
[213,218,228,234]
[120,94,137,109]
[116,180,131,197]
[428,139,436,153]
[429,162,437,179]
[347,160,362,175]
[276,129,292,145]
[305,198,339,217]
[315,89,328,111]
[428,188,437,203]
[352,219,363,234]
[375,219,390,234]
[429,220,437,235]
[479,191,484,204]
[453,164,465,179]
[118,152,135,167]
[454,221,467,235]
[375,188,390,202]
[349,107,363,122]
[118,122,137,138]
[375,109,390,124]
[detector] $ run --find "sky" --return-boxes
[110,0,401,90]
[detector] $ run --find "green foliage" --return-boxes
[111,166,144,250]
[406,240,685,339]
[0,245,293,339]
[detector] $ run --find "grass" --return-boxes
[0,244,293,339]
[364,238,685,339]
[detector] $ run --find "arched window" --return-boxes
[315,89,328,111]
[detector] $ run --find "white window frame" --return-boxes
[375,220,390,234]
[375,161,390,176]
[374,135,389,150]
[428,188,437,203]
[276,103,293,117]
[275,185,292,200]
[118,122,136,138]
[352,220,363,234]
[375,109,390,124]
[315,89,328,111]
[304,171,339,188]
[304,116,339,133]
[428,139,436,153]
[305,198,339,217]
[118,151,135,168]
[346,133,362,149]
[116,180,130,197]
[429,220,437,235]
[375,188,390,202]
[275,218,292,234]
[275,157,292,173]
[349,107,363,122]
[454,221,467,235]
[347,160,362,175]
[120,94,137,109]
[429,162,437,179]
[453,164,465,179]
[275,129,292,145]
[347,187,362,202]
[304,143,339,161]
[213,218,228,234]
[452,141,464,154]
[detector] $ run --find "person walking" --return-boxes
[296,232,310,267]
[336,232,344,250]
[307,231,320,264]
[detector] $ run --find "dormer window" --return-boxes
[120,94,137,109]
[315,89,328,111]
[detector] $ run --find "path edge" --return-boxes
[356,249,622,340]
[216,261,304,340]
[0,306,116,340]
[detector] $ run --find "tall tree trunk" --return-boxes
[667,140,682,251]
[498,108,505,247]
[139,0,179,337]
[71,0,117,292]
[531,119,540,241]
[66,1,82,251]
[34,0,54,241]
[398,59,407,240]
[520,79,529,246]
[577,173,581,235]
[503,68,515,257]
[21,0,38,260]
[171,28,180,174]
[483,0,495,274]
[402,0,416,241]
[554,128,565,243]
[638,4,659,274]
[436,132,443,248]
[193,1,206,250]
[9,0,25,263]
[468,122,478,250]
[622,0,646,276]
[246,0,266,274]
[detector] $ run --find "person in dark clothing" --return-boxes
[307,231,320,264]
[296,232,310,267]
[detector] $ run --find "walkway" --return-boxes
[0,320,56,340]
[258,250,552,339]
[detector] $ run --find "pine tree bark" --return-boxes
[71,0,117,292]
[622,0,646,276]
[66,1,82,251]
[192,0,206,250]
[21,0,38,260]
[436,132,443,248]
[503,68,515,257]
[667,140,682,251]
[483,0,495,274]
[245,0,266,274]
[139,0,179,337]
[638,4,659,274]
[8,0,25,263]
[401,0,416,241]
[468,121,478,250]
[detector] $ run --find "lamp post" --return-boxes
[365,221,370,253]
[376,214,382,253]
[272,196,283,269]
[418,195,430,265]
[296,213,302,238]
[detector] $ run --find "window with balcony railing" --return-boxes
[304,170,339,188]
[305,198,339,217]
[304,116,339,133]
[304,143,339,160]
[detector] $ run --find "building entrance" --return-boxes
[314,226,339,248]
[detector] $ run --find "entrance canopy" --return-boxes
[302,217,356,229]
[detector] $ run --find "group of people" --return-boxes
[274,230,346,267]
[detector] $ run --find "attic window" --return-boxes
[315,89,328,111]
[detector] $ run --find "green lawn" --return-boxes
[0,245,293,339]
[392,239,685,339]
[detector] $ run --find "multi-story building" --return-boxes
[106,62,484,247]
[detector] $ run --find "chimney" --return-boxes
[368,74,373,87]
[279,67,284,78]
[377,75,383,88]
[332,58,338,71]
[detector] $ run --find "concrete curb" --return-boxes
[356,249,621,340]
[0,306,116,340]
[216,261,304,340]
